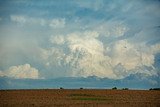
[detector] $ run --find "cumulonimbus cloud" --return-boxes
[42,30,160,79]
[5,0,160,79]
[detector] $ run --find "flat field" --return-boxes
[0,89,159,107]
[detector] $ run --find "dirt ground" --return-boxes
[0,89,159,107]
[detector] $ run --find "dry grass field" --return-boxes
[0,89,160,107]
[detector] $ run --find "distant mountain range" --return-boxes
[0,73,159,90]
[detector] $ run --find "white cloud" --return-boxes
[108,40,155,70]
[67,32,102,55]
[95,21,129,37]
[49,18,65,28]
[10,15,26,24]
[10,15,46,26]
[40,31,115,78]
[110,40,141,70]
[107,40,159,78]
[64,31,116,78]
[83,31,99,38]
[151,43,160,54]
[10,15,65,28]
[50,35,65,45]
[42,30,160,79]
[40,47,65,67]
[0,64,39,79]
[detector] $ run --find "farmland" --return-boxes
[0,89,160,107]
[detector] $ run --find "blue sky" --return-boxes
[0,0,160,84]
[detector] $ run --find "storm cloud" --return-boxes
[0,0,160,80]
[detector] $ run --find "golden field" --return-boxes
[0,89,160,107]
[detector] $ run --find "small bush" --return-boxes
[60,87,63,89]
[112,87,117,90]
[80,87,83,89]
[149,88,160,90]
[122,88,129,90]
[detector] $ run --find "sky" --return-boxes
[0,0,160,83]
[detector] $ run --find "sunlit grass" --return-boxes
[72,97,109,101]
[69,93,111,101]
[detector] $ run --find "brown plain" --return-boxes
[0,89,160,107]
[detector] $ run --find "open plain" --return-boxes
[0,89,160,107]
